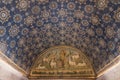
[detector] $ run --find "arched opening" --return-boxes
[29,46,96,79]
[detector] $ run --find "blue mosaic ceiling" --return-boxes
[0,0,120,72]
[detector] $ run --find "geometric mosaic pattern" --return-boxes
[0,0,120,72]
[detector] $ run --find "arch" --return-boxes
[29,46,96,79]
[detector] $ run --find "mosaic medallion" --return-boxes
[9,25,19,37]
[96,27,103,36]
[13,14,22,23]
[67,2,76,10]
[108,41,115,50]
[16,0,30,11]
[24,16,34,26]
[114,8,120,22]
[98,38,106,48]
[85,5,94,13]
[66,16,74,23]
[0,41,7,54]
[81,20,89,26]
[96,0,108,10]
[51,17,58,23]
[41,10,50,19]
[21,28,29,36]
[17,37,26,47]
[49,1,58,10]
[59,22,66,27]
[91,15,99,25]
[102,14,111,23]
[10,40,16,48]
[36,20,43,27]
[0,26,6,37]
[86,28,95,37]
[0,7,10,24]
[72,23,80,29]
[74,10,84,19]
[31,6,40,14]
[105,26,115,39]
[58,8,67,17]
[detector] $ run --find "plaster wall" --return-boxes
[97,61,120,80]
[0,60,28,80]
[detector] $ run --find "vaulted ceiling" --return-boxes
[0,0,120,73]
